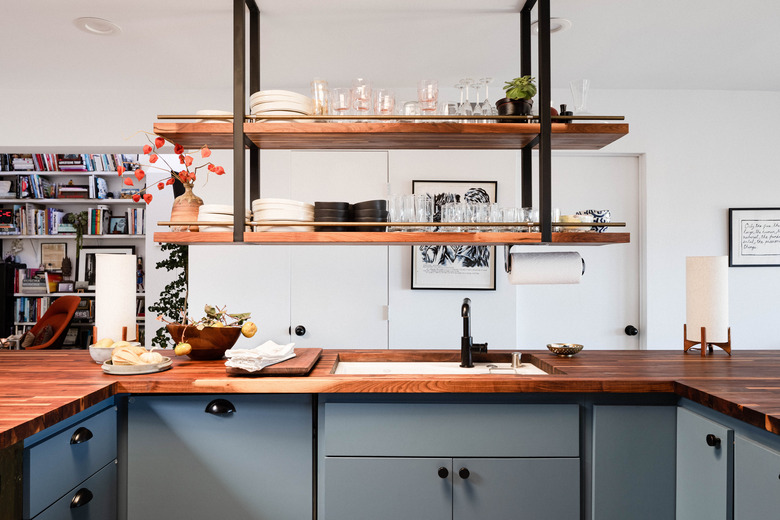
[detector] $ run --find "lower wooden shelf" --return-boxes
[153,231,630,246]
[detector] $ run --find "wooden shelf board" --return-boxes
[153,122,629,151]
[153,231,629,246]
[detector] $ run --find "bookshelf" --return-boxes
[0,153,148,347]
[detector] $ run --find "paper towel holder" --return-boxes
[683,324,732,357]
[503,245,586,275]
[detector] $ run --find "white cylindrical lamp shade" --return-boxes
[685,256,729,343]
[95,254,137,342]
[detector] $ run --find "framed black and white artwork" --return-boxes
[77,245,136,290]
[411,180,497,290]
[729,207,780,267]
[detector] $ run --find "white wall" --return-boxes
[2,85,779,350]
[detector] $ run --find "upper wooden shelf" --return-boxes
[153,231,630,246]
[152,121,629,151]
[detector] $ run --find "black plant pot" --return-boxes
[495,98,533,123]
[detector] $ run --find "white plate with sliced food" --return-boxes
[102,357,172,375]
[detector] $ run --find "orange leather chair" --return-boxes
[23,295,80,350]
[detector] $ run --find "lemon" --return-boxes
[241,321,257,338]
[174,342,192,356]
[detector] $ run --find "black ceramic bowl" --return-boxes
[352,208,388,218]
[352,199,387,212]
[314,208,349,219]
[314,201,350,210]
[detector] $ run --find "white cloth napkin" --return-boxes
[224,340,296,372]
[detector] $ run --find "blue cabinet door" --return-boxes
[734,435,780,519]
[322,457,452,520]
[126,395,312,520]
[592,405,676,520]
[452,457,580,520]
[676,407,733,520]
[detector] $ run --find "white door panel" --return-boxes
[517,154,641,349]
[289,151,389,349]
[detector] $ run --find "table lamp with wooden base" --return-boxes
[684,256,731,356]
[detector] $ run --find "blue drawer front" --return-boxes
[31,461,116,520]
[323,403,580,457]
[24,406,117,519]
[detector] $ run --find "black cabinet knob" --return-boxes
[70,427,93,445]
[625,325,639,336]
[205,398,236,415]
[706,434,721,448]
[458,468,470,479]
[437,467,449,479]
[70,488,94,509]
[294,325,306,336]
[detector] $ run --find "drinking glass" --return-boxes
[310,78,329,116]
[330,88,352,121]
[403,101,421,122]
[388,194,404,232]
[414,194,434,231]
[481,77,497,122]
[351,78,372,119]
[501,207,519,232]
[456,81,472,117]
[570,79,590,114]
[374,89,396,121]
[488,203,502,231]
[440,102,458,123]
[417,80,438,117]
[524,207,539,232]
[470,80,484,117]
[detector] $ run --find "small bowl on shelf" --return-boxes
[547,343,583,358]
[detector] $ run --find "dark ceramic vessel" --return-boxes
[166,323,241,360]
[495,98,533,122]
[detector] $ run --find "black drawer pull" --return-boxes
[437,467,449,479]
[459,467,470,479]
[70,427,93,445]
[705,434,721,448]
[205,398,236,415]
[70,488,93,508]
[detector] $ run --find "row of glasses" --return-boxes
[388,194,434,231]
[455,77,498,121]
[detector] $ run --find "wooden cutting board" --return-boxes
[225,348,322,377]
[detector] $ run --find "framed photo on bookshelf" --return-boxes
[109,216,128,234]
[41,243,67,271]
[58,281,75,293]
[410,180,497,290]
[77,245,135,290]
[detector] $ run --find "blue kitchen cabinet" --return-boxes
[23,398,117,520]
[676,407,733,520]
[734,434,780,519]
[125,394,312,520]
[320,400,580,519]
[591,405,676,520]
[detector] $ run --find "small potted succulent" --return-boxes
[495,76,536,121]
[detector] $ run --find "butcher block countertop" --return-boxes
[3,348,780,447]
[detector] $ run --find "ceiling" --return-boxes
[2,0,778,94]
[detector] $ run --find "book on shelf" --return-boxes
[57,183,89,199]
[127,207,145,234]
[0,153,138,173]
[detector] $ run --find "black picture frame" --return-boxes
[729,207,780,267]
[109,216,128,235]
[411,180,497,290]
[76,245,135,290]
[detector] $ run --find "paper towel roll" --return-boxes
[508,252,583,285]
[95,254,137,342]
[686,256,729,342]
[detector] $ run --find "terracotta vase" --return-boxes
[170,183,203,231]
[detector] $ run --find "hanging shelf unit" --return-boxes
[151,0,630,247]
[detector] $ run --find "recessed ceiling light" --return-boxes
[73,17,122,36]
[531,18,572,35]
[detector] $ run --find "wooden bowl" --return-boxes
[166,324,241,360]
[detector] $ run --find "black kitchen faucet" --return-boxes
[460,298,488,368]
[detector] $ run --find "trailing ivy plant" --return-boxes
[148,243,188,349]
[64,211,88,258]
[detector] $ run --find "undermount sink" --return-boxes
[332,351,550,375]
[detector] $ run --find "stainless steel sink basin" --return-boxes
[332,351,550,375]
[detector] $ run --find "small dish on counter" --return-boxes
[102,357,172,375]
[547,343,583,357]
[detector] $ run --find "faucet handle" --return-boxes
[472,342,488,353]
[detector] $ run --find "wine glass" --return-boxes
[458,79,473,117]
[480,77,496,122]
[470,79,484,118]
[351,78,372,120]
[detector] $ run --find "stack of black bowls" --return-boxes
[314,201,350,232]
[350,199,387,232]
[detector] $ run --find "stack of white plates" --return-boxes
[250,90,314,122]
[251,198,314,232]
[198,204,250,232]
[195,109,233,123]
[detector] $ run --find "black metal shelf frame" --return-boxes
[230,0,556,243]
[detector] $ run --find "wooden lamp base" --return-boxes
[92,325,139,343]
[683,324,731,356]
